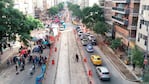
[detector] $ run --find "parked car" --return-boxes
[96,66,110,81]
[78,31,83,36]
[90,55,102,65]
[80,34,88,40]
[88,35,96,40]
[86,44,94,53]
[81,39,88,46]
[90,39,97,45]
[59,26,64,31]
[88,35,97,45]
[76,26,80,30]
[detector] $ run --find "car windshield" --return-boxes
[96,58,100,60]
[103,72,109,74]
[88,45,93,49]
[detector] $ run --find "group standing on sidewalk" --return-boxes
[4,35,50,75]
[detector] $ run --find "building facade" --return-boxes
[112,0,140,48]
[14,0,35,16]
[104,0,113,23]
[136,0,149,51]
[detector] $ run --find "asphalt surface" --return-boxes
[74,23,139,84]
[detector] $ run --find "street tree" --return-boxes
[47,6,59,16]
[82,4,104,29]
[131,46,144,67]
[57,2,64,11]
[0,0,43,53]
[93,21,108,34]
[110,38,122,50]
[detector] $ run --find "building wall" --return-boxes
[112,0,140,48]
[14,0,34,16]
[104,0,113,22]
[136,0,149,51]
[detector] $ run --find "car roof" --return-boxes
[96,66,109,72]
[92,55,101,58]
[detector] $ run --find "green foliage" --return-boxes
[131,46,144,67]
[68,4,82,19]
[0,0,43,46]
[57,2,64,11]
[82,4,104,29]
[110,38,122,49]
[47,2,64,16]
[48,6,59,16]
[93,21,108,34]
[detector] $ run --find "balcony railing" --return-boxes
[112,7,129,14]
[112,16,128,25]
[113,0,130,3]
[130,8,139,16]
[131,0,140,3]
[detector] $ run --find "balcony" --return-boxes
[128,24,137,30]
[130,8,139,17]
[112,16,128,25]
[131,0,140,3]
[113,0,130,3]
[112,7,129,14]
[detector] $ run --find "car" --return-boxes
[86,44,94,53]
[96,66,110,81]
[90,55,102,65]
[76,26,81,30]
[81,39,88,46]
[80,34,88,40]
[90,39,97,45]
[88,35,96,41]
[59,26,65,31]
[88,35,97,45]
[78,31,83,36]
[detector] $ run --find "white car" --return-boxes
[78,31,83,36]
[96,66,110,81]
[59,26,64,31]
[81,39,88,46]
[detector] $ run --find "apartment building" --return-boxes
[14,0,34,16]
[104,0,113,23]
[112,0,140,48]
[136,0,149,51]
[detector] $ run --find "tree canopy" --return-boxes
[47,2,64,16]
[0,0,43,47]
[110,38,122,50]
[131,46,144,67]
[93,21,108,34]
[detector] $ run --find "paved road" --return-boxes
[44,23,88,84]
[74,23,139,84]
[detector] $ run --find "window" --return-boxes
[138,37,140,42]
[139,24,142,29]
[147,6,149,10]
[145,40,147,45]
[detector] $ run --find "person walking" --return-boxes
[76,54,79,62]
[132,62,136,71]
[15,65,19,75]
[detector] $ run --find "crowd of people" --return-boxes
[6,37,50,75]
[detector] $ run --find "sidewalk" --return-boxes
[96,34,142,82]
[0,44,20,71]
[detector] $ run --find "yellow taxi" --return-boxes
[90,55,102,65]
